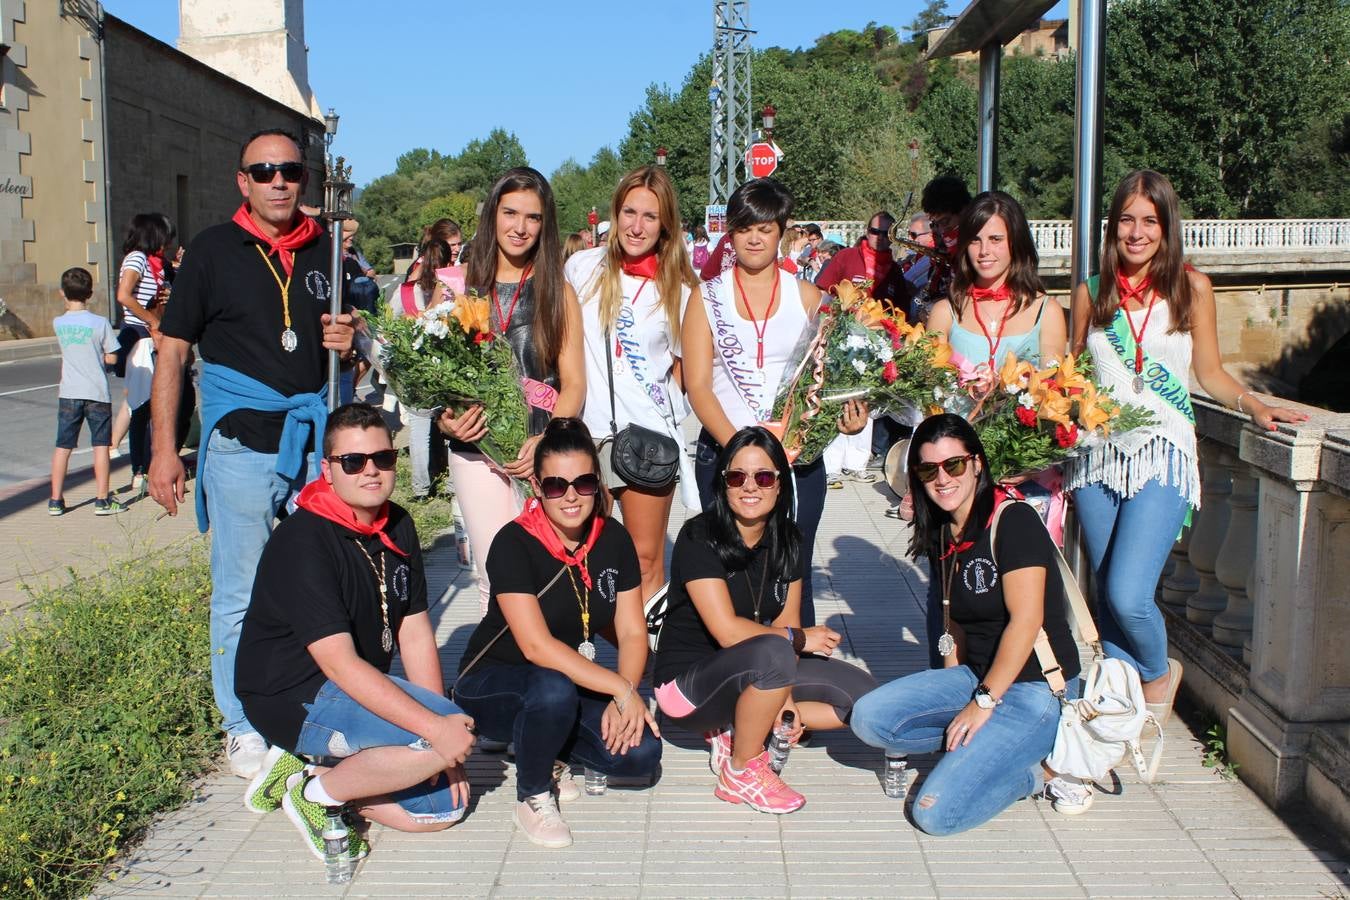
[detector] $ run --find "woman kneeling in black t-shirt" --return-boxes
[850,414,1088,834]
[453,418,661,849]
[652,427,876,814]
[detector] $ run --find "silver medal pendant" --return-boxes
[577,640,597,661]
[1131,375,1145,394]
[937,632,956,658]
[381,625,393,653]
[281,328,298,352]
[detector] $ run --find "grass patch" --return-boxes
[0,551,216,898]
[0,457,456,898]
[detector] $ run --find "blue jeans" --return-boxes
[453,664,662,801]
[694,429,827,626]
[1072,478,1189,682]
[295,677,466,824]
[203,429,315,736]
[851,666,1074,836]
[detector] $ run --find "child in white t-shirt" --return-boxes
[49,267,124,516]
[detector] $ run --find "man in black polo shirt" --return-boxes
[150,128,355,778]
[237,403,475,858]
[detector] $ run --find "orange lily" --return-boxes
[855,298,886,328]
[927,336,955,369]
[1037,385,1073,426]
[835,280,867,312]
[451,292,491,335]
[999,354,1035,392]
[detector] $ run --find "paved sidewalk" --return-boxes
[0,460,204,612]
[99,481,1349,899]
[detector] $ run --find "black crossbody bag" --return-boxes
[603,326,680,490]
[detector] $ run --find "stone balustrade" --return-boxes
[1156,394,1350,838]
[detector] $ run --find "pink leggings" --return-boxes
[448,449,523,617]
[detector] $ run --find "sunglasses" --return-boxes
[867,227,890,236]
[723,469,780,489]
[907,230,931,239]
[327,449,398,475]
[241,162,305,184]
[913,454,977,483]
[538,473,601,500]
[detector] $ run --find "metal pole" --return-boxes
[326,205,343,411]
[977,43,1001,194]
[1067,0,1107,589]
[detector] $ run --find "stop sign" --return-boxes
[746,142,779,178]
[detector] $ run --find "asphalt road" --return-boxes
[0,354,129,492]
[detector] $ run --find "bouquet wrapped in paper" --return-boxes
[364,292,530,472]
[948,350,1155,481]
[767,281,960,464]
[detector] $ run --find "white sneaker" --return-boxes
[553,761,581,802]
[514,792,572,848]
[1043,775,1094,815]
[225,731,270,779]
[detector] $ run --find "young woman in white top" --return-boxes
[566,165,699,602]
[683,178,867,627]
[1067,169,1306,723]
[437,168,587,617]
[392,238,454,501]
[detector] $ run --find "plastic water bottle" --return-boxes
[450,496,471,566]
[883,752,908,799]
[768,710,795,773]
[583,767,608,795]
[322,807,352,884]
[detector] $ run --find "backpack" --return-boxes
[989,500,1163,783]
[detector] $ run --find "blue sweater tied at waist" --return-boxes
[194,361,328,532]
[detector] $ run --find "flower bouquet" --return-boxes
[952,351,1154,480]
[363,293,530,472]
[767,281,960,464]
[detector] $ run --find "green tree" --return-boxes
[416,193,479,239]
[837,120,936,221]
[909,0,950,38]
[551,147,626,235]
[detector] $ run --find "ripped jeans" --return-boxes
[850,665,1075,836]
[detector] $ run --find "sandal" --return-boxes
[1145,657,1183,726]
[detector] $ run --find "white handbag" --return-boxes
[990,501,1164,784]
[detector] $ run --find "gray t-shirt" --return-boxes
[54,309,117,402]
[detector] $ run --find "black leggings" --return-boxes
[661,634,876,734]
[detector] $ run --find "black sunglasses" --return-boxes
[723,469,779,489]
[241,162,305,184]
[867,227,890,236]
[327,449,398,475]
[913,454,977,483]
[538,473,601,500]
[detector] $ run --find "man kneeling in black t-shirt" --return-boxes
[236,403,476,861]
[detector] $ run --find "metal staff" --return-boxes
[323,156,354,411]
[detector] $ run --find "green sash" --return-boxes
[1087,276,1195,425]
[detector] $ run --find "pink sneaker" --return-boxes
[714,752,805,814]
[705,729,733,776]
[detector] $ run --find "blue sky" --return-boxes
[104,1,954,188]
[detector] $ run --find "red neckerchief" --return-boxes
[296,477,407,557]
[1116,271,1156,375]
[147,252,166,289]
[859,239,892,286]
[938,487,1012,559]
[621,251,659,280]
[1116,270,1152,307]
[969,283,1012,303]
[514,498,605,589]
[231,203,322,277]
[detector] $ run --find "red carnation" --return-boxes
[473,331,495,344]
[883,361,898,384]
[1015,405,1039,428]
[1055,422,1079,448]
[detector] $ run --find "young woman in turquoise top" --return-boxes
[927,192,1065,387]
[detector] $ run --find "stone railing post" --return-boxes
[1186,444,1233,629]
[1159,524,1197,615]
[1212,464,1260,656]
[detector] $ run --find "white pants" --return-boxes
[823,420,873,474]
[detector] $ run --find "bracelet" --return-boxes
[613,680,633,714]
[786,626,806,655]
[1235,390,1252,415]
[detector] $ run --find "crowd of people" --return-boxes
[64,124,1301,864]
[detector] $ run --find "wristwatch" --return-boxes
[974,683,1003,710]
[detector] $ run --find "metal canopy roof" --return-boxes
[925,0,1059,58]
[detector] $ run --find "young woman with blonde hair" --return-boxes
[565,165,699,601]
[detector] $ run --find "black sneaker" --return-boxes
[94,497,126,516]
[48,498,65,516]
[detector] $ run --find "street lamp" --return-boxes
[761,104,776,138]
[323,108,340,156]
[655,147,668,167]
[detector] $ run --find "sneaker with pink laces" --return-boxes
[705,729,733,776]
[714,752,805,814]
